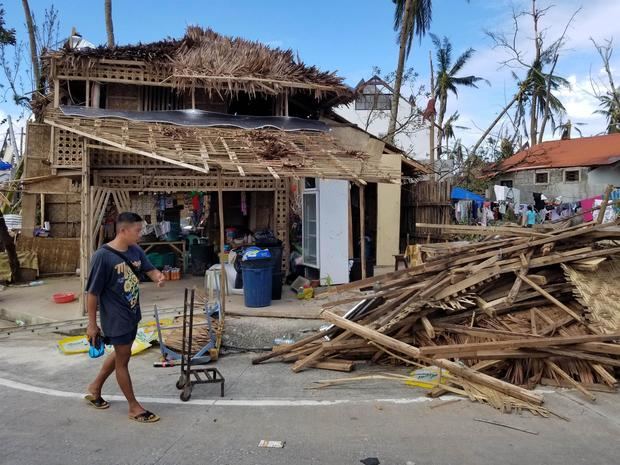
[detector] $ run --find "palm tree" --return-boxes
[595,91,620,134]
[104,0,115,47]
[430,34,486,158]
[512,65,569,143]
[386,0,432,144]
[21,0,41,92]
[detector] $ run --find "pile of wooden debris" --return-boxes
[253,220,620,415]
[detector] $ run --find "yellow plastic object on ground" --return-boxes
[405,366,450,389]
[57,320,173,356]
[297,287,314,300]
[57,335,90,354]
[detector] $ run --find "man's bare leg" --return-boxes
[87,351,116,399]
[113,343,146,417]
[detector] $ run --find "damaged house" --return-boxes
[20,27,422,301]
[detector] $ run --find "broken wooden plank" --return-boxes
[322,311,544,405]
[419,333,620,356]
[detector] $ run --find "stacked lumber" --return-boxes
[253,220,620,413]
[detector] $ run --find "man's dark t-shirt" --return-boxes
[86,245,155,337]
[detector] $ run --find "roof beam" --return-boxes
[220,137,245,177]
[44,119,209,174]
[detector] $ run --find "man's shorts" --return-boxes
[103,326,138,346]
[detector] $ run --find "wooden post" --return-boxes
[597,184,614,224]
[218,174,226,315]
[348,183,354,259]
[53,80,60,108]
[359,184,366,279]
[39,194,45,228]
[85,80,90,107]
[80,141,91,315]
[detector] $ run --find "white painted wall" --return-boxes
[588,163,620,188]
[335,100,430,161]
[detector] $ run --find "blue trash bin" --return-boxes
[241,248,273,308]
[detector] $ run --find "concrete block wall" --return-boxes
[494,166,615,204]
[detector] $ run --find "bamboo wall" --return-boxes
[401,180,452,246]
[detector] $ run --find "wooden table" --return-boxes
[140,241,187,270]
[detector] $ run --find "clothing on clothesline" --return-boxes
[580,195,602,222]
[533,193,545,211]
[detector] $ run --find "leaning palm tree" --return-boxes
[386,0,432,144]
[431,34,486,158]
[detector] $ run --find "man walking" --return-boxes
[85,212,165,423]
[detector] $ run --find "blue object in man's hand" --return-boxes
[88,334,105,358]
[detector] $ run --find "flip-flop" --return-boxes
[84,394,110,409]
[129,411,160,423]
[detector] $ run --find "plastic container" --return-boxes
[241,258,273,308]
[272,272,283,300]
[53,292,76,304]
[147,252,164,269]
[255,240,283,274]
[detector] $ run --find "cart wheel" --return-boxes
[180,387,192,402]
[176,376,185,390]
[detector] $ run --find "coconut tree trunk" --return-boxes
[436,92,447,159]
[386,0,413,145]
[104,0,115,47]
[21,0,41,92]
[0,212,20,283]
[471,94,519,155]
[529,0,541,147]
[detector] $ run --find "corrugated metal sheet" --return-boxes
[60,106,328,132]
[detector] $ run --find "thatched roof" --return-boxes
[47,26,353,103]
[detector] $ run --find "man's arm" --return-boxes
[146,269,166,288]
[86,293,100,342]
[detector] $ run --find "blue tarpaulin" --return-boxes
[0,161,11,170]
[451,187,485,203]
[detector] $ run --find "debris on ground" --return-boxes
[258,440,285,448]
[253,221,620,415]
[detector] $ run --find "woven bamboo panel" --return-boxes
[56,62,170,87]
[54,129,83,167]
[94,172,278,192]
[563,260,620,334]
[275,179,289,273]
[91,148,170,168]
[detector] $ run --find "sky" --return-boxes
[1,0,619,148]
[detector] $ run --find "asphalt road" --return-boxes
[1,334,619,465]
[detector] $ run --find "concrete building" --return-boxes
[491,134,620,203]
[335,75,431,161]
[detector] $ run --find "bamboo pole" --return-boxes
[359,185,366,280]
[80,141,91,315]
[596,184,614,224]
[218,174,226,316]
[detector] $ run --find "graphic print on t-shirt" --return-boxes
[113,260,141,311]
